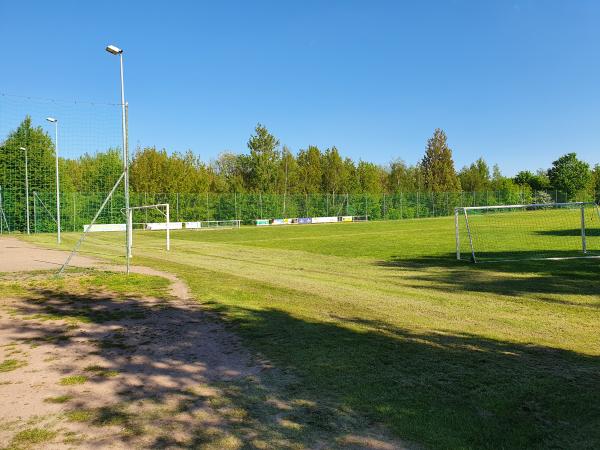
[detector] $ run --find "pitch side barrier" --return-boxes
[256,215,368,226]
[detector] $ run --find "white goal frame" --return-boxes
[128,203,171,256]
[455,201,598,263]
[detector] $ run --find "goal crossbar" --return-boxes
[458,201,594,211]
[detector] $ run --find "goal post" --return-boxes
[127,203,171,256]
[455,202,600,263]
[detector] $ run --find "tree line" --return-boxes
[2,117,599,202]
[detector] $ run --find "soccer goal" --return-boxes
[455,202,600,263]
[128,203,173,256]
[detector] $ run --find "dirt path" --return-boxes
[0,236,408,449]
[0,237,266,448]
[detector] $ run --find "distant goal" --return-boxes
[128,203,172,256]
[455,202,600,263]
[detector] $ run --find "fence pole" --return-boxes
[455,208,460,260]
[72,192,76,232]
[234,192,238,221]
[206,192,210,220]
[33,191,37,233]
[306,193,308,217]
[346,193,349,216]
[581,204,587,254]
[400,192,403,219]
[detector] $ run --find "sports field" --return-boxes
[19,215,600,449]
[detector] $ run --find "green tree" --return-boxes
[341,157,358,193]
[387,159,416,192]
[297,146,322,194]
[588,164,600,202]
[76,148,122,192]
[420,129,461,192]
[489,164,518,191]
[321,146,344,195]
[356,161,384,194]
[247,123,280,192]
[0,116,55,231]
[214,151,246,193]
[458,157,490,191]
[130,147,170,193]
[276,146,300,195]
[547,153,591,200]
[514,170,550,191]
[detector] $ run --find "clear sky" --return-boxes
[1,0,599,175]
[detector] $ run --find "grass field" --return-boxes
[24,216,600,449]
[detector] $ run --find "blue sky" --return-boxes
[1,0,599,175]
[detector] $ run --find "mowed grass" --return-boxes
[23,216,600,449]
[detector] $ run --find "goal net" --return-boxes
[455,202,600,263]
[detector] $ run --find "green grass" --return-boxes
[0,359,27,372]
[83,272,171,298]
[65,405,141,435]
[3,428,57,449]
[43,394,73,404]
[64,409,95,422]
[23,215,600,449]
[58,375,88,385]
[84,365,119,378]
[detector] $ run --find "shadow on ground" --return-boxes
[6,272,600,449]
[535,228,600,237]
[5,281,406,449]
[378,251,600,303]
[201,301,600,450]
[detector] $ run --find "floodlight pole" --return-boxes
[120,54,132,273]
[107,44,131,274]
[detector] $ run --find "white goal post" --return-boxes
[455,202,600,263]
[127,203,171,256]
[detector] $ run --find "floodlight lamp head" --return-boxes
[19,147,26,151]
[46,117,57,123]
[105,45,123,55]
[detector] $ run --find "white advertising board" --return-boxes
[83,223,126,232]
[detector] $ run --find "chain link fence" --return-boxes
[1,189,595,234]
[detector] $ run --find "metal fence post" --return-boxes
[581,204,587,254]
[33,191,37,233]
[72,192,76,231]
[455,208,460,260]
